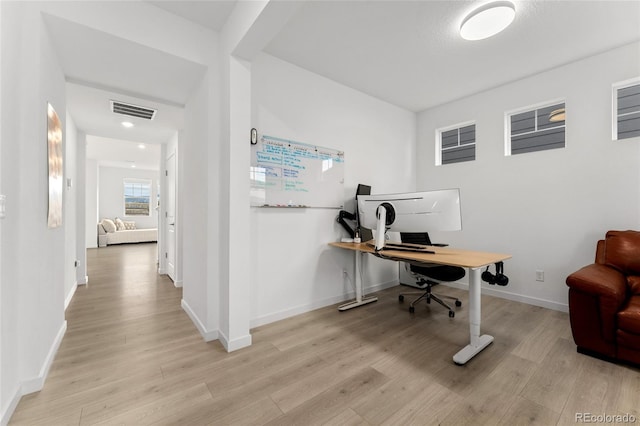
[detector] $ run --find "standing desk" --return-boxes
[329,241,511,365]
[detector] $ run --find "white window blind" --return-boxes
[507,101,565,155]
[437,123,476,165]
[614,80,640,140]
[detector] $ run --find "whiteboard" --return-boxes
[250,135,344,208]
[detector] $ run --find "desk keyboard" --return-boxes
[367,241,436,253]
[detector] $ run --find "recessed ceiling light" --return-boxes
[460,1,516,41]
[121,121,134,128]
[138,144,146,149]
[131,163,136,168]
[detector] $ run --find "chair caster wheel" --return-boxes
[409,306,415,314]
[455,300,462,307]
[399,295,404,303]
[449,311,455,318]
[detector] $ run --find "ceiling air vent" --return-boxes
[110,100,156,120]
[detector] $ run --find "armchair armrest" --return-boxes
[566,263,628,351]
[566,263,627,304]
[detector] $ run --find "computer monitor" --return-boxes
[356,184,372,197]
[338,184,372,238]
[355,184,371,229]
[357,188,462,250]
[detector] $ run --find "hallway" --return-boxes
[10,243,218,424]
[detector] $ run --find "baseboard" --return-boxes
[173,280,183,288]
[365,279,399,295]
[21,320,67,395]
[181,299,218,342]
[77,275,88,286]
[64,283,77,311]
[218,330,252,352]
[1,385,22,426]
[248,278,566,331]
[0,320,67,425]
[250,279,397,329]
[442,281,569,312]
[181,300,251,352]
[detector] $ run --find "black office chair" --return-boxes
[398,232,465,317]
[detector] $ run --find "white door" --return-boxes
[166,153,176,281]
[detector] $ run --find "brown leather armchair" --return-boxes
[566,230,640,365]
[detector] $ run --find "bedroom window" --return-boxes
[436,122,476,165]
[506,100,565,156]
[613,78,640,140]
[124,179,151,216]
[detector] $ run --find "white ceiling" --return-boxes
[44,13,207,106]
[45,0,640,166]
[86,135,162,171]
[263,0,640,112]
[66,82,185,146]
[147,0,236,31]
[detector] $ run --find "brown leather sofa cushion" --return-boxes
[618,330,640,352]
[629,276,640,295]
[604,230,640,276]
[618,295,640,333]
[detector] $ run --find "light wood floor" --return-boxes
[10,243,640,425]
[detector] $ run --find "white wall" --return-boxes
[0,0,3,419]
[1,2,68,423]
[416,42,640,311]
[98,166,159,230]
[182,65,220,341]
[85,159,98,248]
[75,132,87,285]
[249,53,416,326]
[64,114,78,307]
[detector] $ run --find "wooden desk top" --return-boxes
[329,241,511,269]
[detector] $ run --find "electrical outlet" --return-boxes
[536,270,544,282]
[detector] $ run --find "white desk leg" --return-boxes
[452,267,494,364]
[338,251,378,311]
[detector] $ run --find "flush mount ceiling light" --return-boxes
[460,1,516,41]
[121,121,134,128]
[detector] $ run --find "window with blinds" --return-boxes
[614,79,640,141]
[437,123,476,165]
[507,101,565,156]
